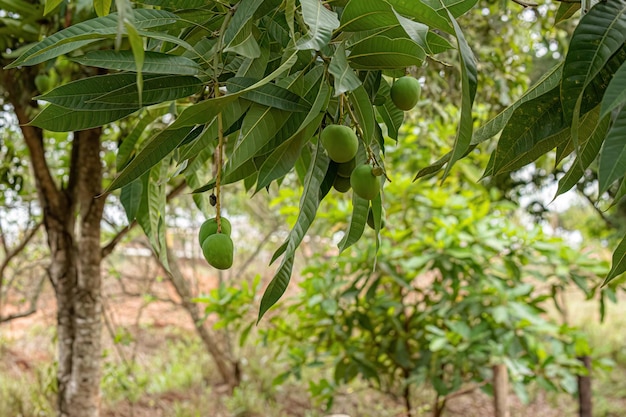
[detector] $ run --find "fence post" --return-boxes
[578,355,592,417]
[493,364,510,417]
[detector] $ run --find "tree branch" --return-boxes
[511,0,538,7]
[1,67,63,214]
[0,221,42,316]
[0,273,46,323]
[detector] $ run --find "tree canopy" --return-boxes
[5,0,626,320]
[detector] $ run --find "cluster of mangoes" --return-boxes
[199,76,419,269]
[322,76,420,200]
[198,217,233,270]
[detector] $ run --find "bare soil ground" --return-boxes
[0,252,617,417]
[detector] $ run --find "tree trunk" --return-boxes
[578,355,592,417]
[493,364,510,417]
[4,66,105,417]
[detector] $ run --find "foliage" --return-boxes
[413,1,626,285]
[263,175,605,413]
[6,0,484,317]
[6,0,625,312]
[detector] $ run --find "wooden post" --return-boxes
[578,355,592,417]
[493,364,510,417]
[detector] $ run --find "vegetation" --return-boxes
[1,0,626,416]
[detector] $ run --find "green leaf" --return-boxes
[44,0,63,16]
[387,0,477,33]
[258,142,330,321]
[488,88,564,176]
[296,0,340,51]
[137,0,207,8]
[170,95,241,128]
[135,172,153,237]
[117,106,170,170]
[282,141,330,261]
[106,126,195,192]
[554,1,580,25]
[36,73,150,109]
[255,84,330,190]
[473,63,563,144]
[328,43,362,96]
[603,234,626,286]
[600,61,626,119]
[226,77,310,112]
[170,48,299,128]
[120,178,143,222]
[28,105,136,132]
[94,0,112,16]
[338,194,369,252]
[124,20,144,106]
[87,75,202,106]
[348,36,425,69]
[340,0,398,32]
[556,111,610,197]
[256,115,324,192]
[224,20,261,59]
[178,100,250,162]
[375,79,404,140]
[560,0,626,138]
[393,8,429,51]
[599,105,626,194]
[223,105,290,176]
[223,0,264,46]
[348,85,376,145]
[6,9,178,68]
[426,31,454,54]
[258,255,294,321]
[442,8,477,178]
[73,50,202,75]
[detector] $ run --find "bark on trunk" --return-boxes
[4,66,105,417]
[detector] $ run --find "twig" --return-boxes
[577,187,616,229]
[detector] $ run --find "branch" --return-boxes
[511,0,539,7]
[101,180,187,258]
[444,380,488,401]
[577,186,617,229]
[0,221,42,314]
[0,273,45,323]
[2,67,63,213]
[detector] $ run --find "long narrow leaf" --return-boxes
[329,43,362,96]
[106,126,195,192]
[73,50,202,75]
[556,113,609,197]
[348,85,376,145]
[442,8,477,179]
[603,234,626,286]
[258,142,330,320]
[599,105,626,194]
[6,9,177,68]
[296,0,340,51]
[600,61,626,119]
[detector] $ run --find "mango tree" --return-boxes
[4,0,624,415]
